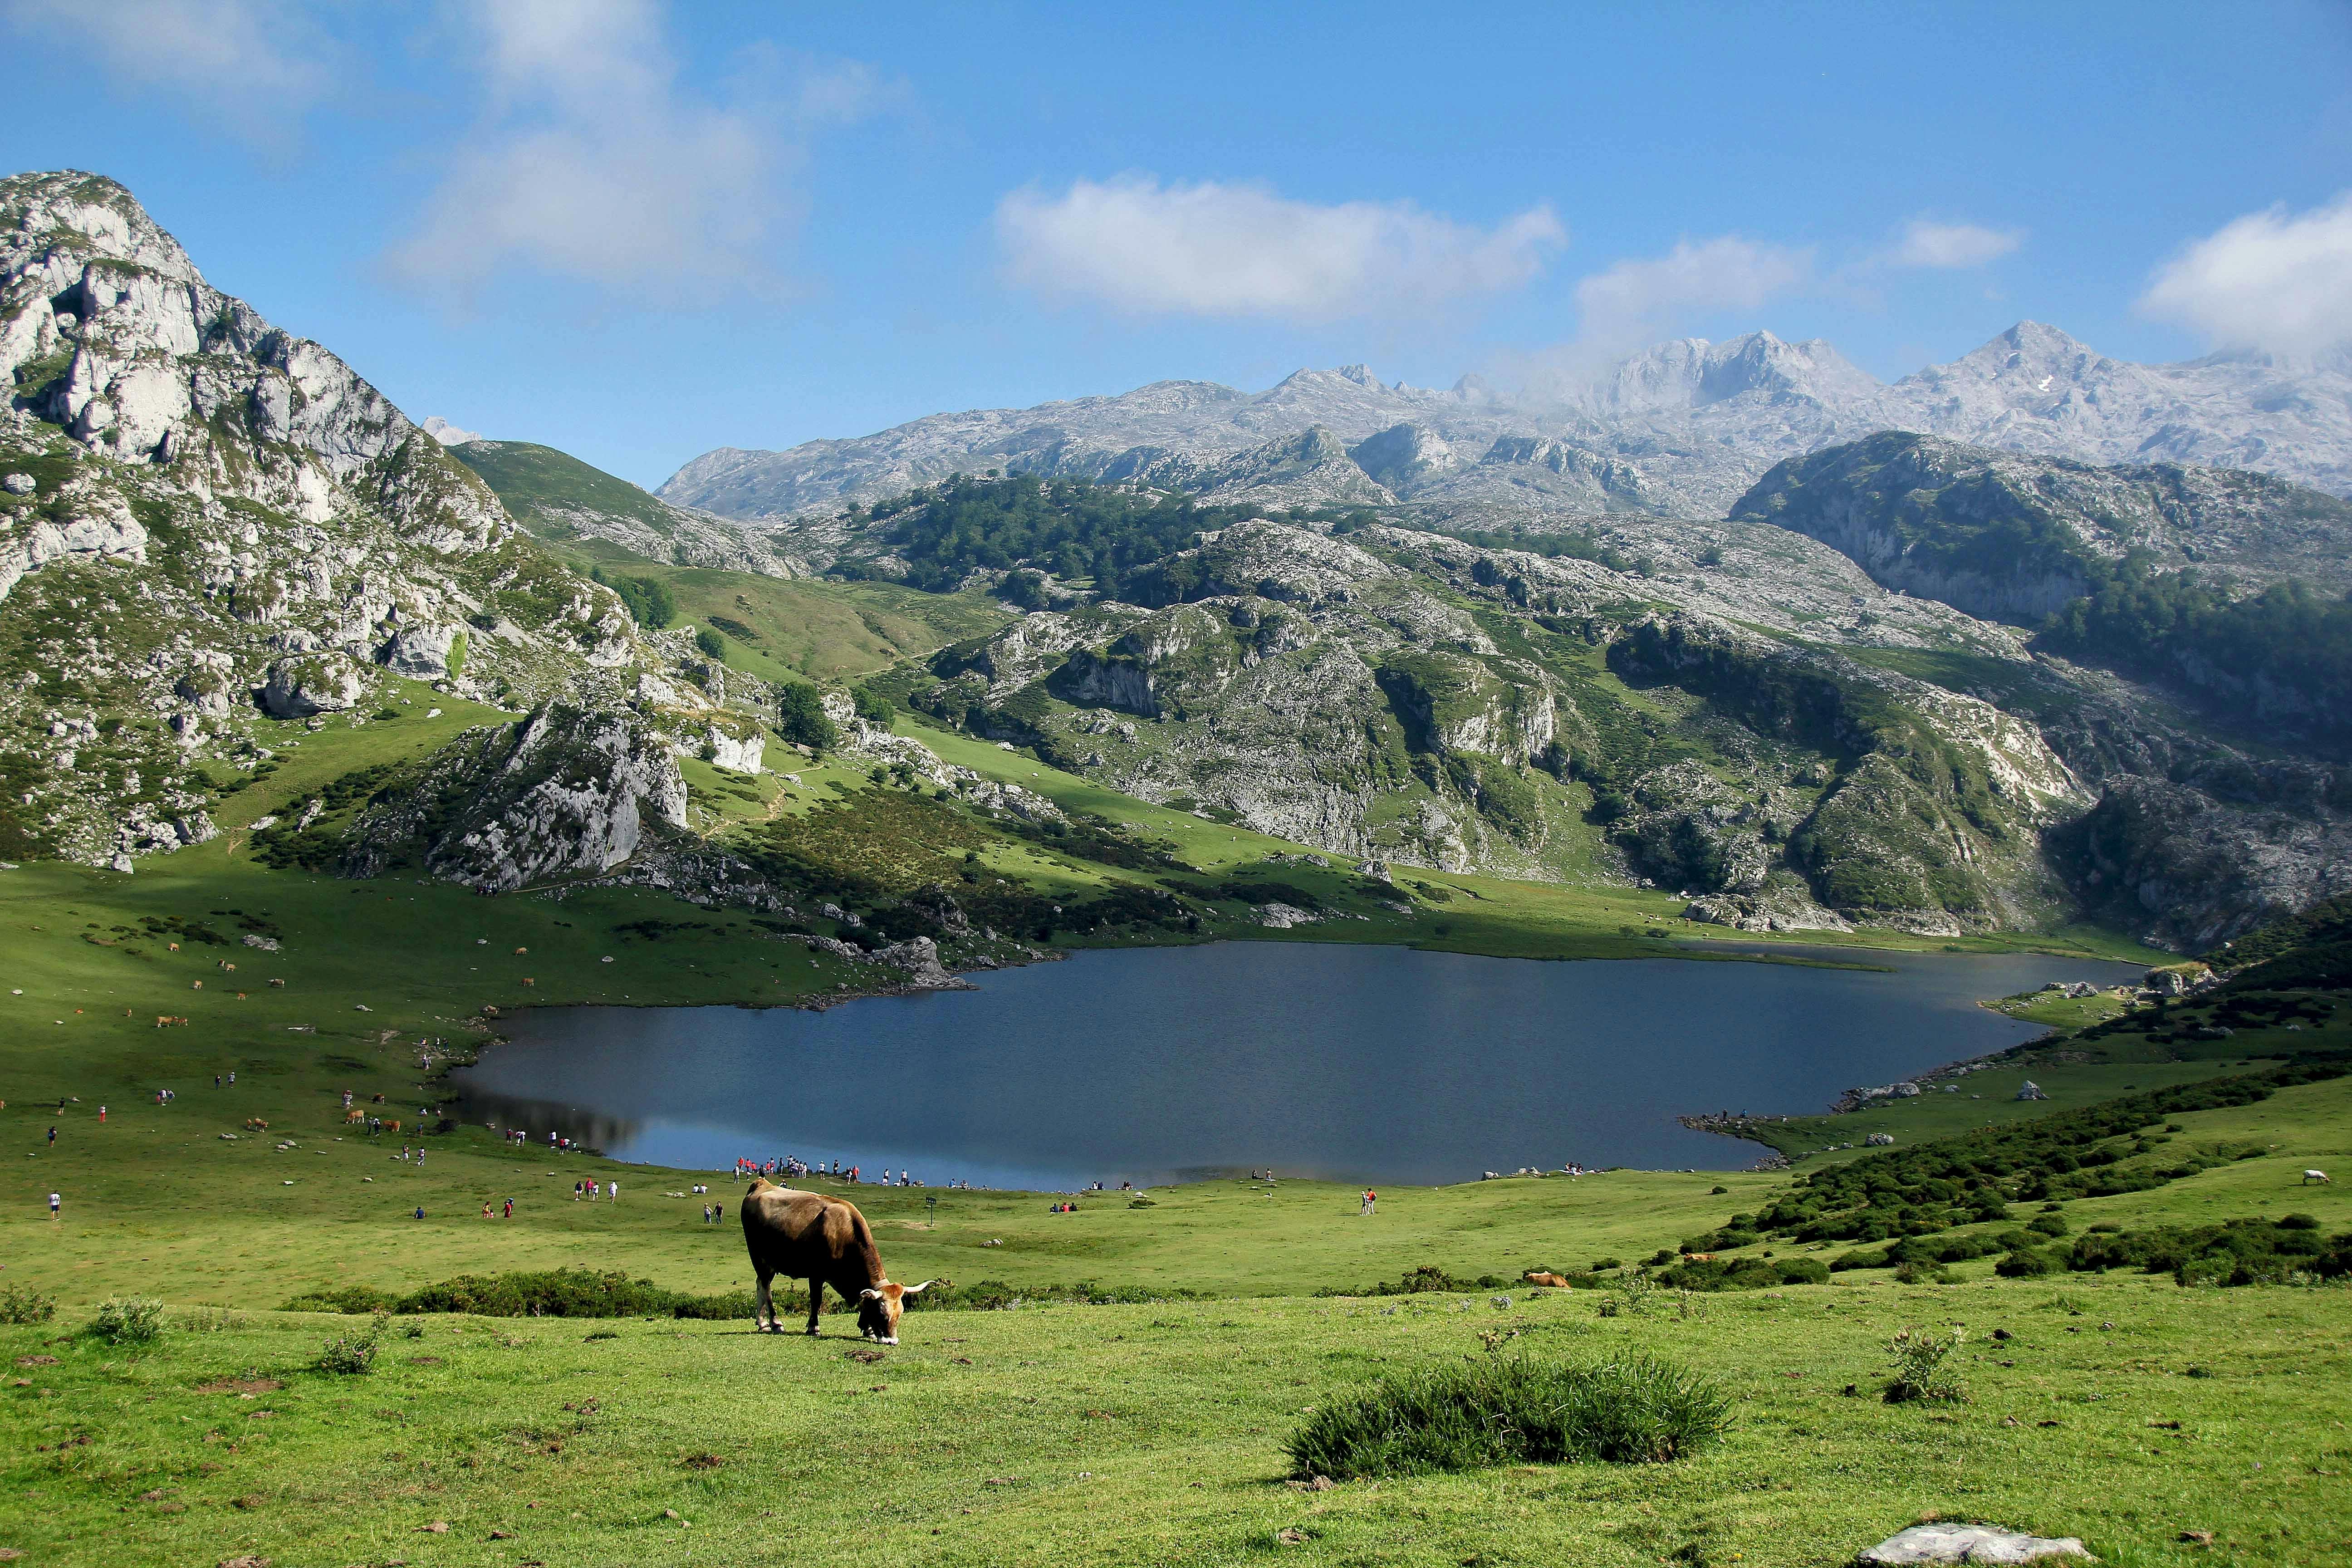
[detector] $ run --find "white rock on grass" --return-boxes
[1857,1523,2091,1565]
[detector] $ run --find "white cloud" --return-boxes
[1,0,333,140]
[2139,191,2352,355]
[1572,236,1813,350]
[1889,219,2022,269]
[995,176,1564,320]
[387,1,892,304]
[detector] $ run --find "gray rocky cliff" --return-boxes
[0,171,755,872]
[336,704,689,892]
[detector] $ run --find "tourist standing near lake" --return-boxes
[1361,1188,1377,1216]
[49,1191,60,1220]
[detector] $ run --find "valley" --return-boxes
[1,166,2348,1568]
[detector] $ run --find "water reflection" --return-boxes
[448,941,2139,1188]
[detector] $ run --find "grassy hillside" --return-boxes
[552,535,1012,685]
[448,439,684,536]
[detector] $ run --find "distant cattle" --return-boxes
[1522,1271,1574,1289]
[2306,1170,2332,1185]
[739,1180,938,1343]
[345,1108,364,1123]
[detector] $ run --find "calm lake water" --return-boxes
[447,941,2140,1188]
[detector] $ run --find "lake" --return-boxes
[446,941,2141,1188]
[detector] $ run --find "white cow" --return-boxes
[2302,1169,2330,1185]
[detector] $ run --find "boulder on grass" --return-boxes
[1857,1523,2090,1565]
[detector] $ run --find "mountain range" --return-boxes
[658,326,2352,528]
[3,168,2347,955]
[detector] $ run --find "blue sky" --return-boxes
[4,0,2349,488]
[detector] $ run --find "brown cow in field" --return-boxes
[1522,1270,1574,1289]
[740,1180,937,1342]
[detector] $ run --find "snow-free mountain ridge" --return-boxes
[662,325,2352,523]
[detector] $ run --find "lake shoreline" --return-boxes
[446,942,2142,1190]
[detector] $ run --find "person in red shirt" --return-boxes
[1361,1188,1377,1216]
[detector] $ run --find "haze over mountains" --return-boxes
[659,325,2352,524]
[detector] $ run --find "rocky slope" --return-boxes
[0,171,767,872]
[808,451,2344,946]
[892,505,2100,933]
[661,326,2352,525]
[1731,431,2352,621]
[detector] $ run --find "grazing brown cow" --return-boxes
[740,1179,937,1343]
[1522,1270,1574,1289]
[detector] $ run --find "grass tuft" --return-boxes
[1285,1352,1730,1478]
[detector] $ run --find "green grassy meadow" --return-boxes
[0,624,2341,1562]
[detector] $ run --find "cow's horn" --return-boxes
[858,1288,883,1301]
[900,1279,938,1295]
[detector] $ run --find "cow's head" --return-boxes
[855,1279,937,1344]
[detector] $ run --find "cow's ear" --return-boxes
[900,1279,938,1296]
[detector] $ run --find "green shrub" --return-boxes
[591,568,675,630]
[776,684,839,752]
[694,627,725,659]
[1588,1258,1622,1273]
[1995,1248,2057,1278]
[281,1270,1194,1321]
[2066,1215,2352,1286]
[283,1269,759,1321]
[317,1315,386,1374]
[1286,1354,1730,1479]
[1883,1326,1966,1403]
[2028,1214,2070,1237]
[0,1284,57,1324]
[88,1297,164,1346]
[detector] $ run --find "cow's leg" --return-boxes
[804,1278,823,1336]
[754,1269,775,1332]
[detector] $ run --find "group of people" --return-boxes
[573,1179,619,1201]
[729,1155,931,1187]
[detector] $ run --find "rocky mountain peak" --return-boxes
[1,171,204,288]
[1907,319,2110,395]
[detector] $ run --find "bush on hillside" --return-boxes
[589,567,675,630]
[775,684,839,752]
[88,1297,164,1346]
[1287,1354,1730,1478]
[1883,1326,1966,1403]
[283,1269,760,1321]
[0,1284,57,1324]
[2067,1215,2352,1286]
[282,1270,1201,1320]
[1690,1062,2347,1257]
[317,1315,386,1374]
